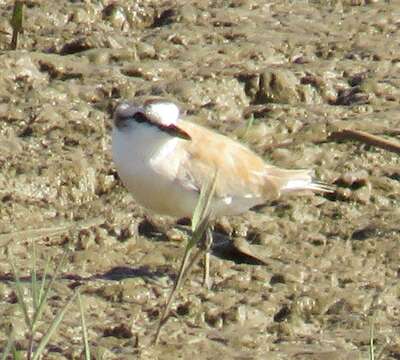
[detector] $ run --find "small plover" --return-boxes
[112,99,333,219]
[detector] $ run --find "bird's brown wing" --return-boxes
[176,121,280,201]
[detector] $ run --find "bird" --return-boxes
[112,98,333,217]
[111,98,334,286]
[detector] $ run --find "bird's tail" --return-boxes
[265,168,335,195]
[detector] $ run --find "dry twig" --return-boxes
[328,128,400,154]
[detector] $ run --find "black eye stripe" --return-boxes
[133,112,148,123]
[115,107,190,140]
[114,110,149,129]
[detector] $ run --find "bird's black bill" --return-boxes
[162,124,191,140]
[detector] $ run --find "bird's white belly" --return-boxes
[112,128,199,218]
[120,167,199,217]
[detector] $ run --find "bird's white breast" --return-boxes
[112,124,199,217]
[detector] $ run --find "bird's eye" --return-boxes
[133,112,148,123]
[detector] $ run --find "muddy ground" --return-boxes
[0,0,399,359]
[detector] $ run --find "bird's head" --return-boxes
[113,99,191,140]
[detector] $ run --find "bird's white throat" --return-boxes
[113,120,179,171]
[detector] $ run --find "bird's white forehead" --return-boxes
[114,101,139,120]
[146,102,180,126]
[117,102,131,112]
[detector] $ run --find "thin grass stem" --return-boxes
[32,292,78,360]
[31,242,38,311]
[10,1,23,50]
[78,292,91,360]
[38,256,51,305]
[154,171,217,344]
[31,251,68,327]
[1,327,14,360]
[7,250,32,329]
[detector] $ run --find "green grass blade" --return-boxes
[12,346,23,360]
[155,171,217,344]
[8,250,31,329]
[78,292,91,360]
[188,214,211,250]
[31,251,68,327]
[0,328,14,360]
[369,322,374,360]
[32,292,78,360]
[190,170,218,244]
[31,242,38,312]
[10,0,24,50]
[38,256,51,305]
[244,114,255,138]
[368,321,386,360]
[154,245,193,344]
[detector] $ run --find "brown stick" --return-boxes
[328,128,400,154]
[262,128,400,154]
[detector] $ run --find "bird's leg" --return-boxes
[202,227,213,289]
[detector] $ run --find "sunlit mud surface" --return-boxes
[0,1,399,359]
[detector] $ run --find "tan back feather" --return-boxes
[177,121,280,202]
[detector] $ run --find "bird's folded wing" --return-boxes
[176,122,280,201]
